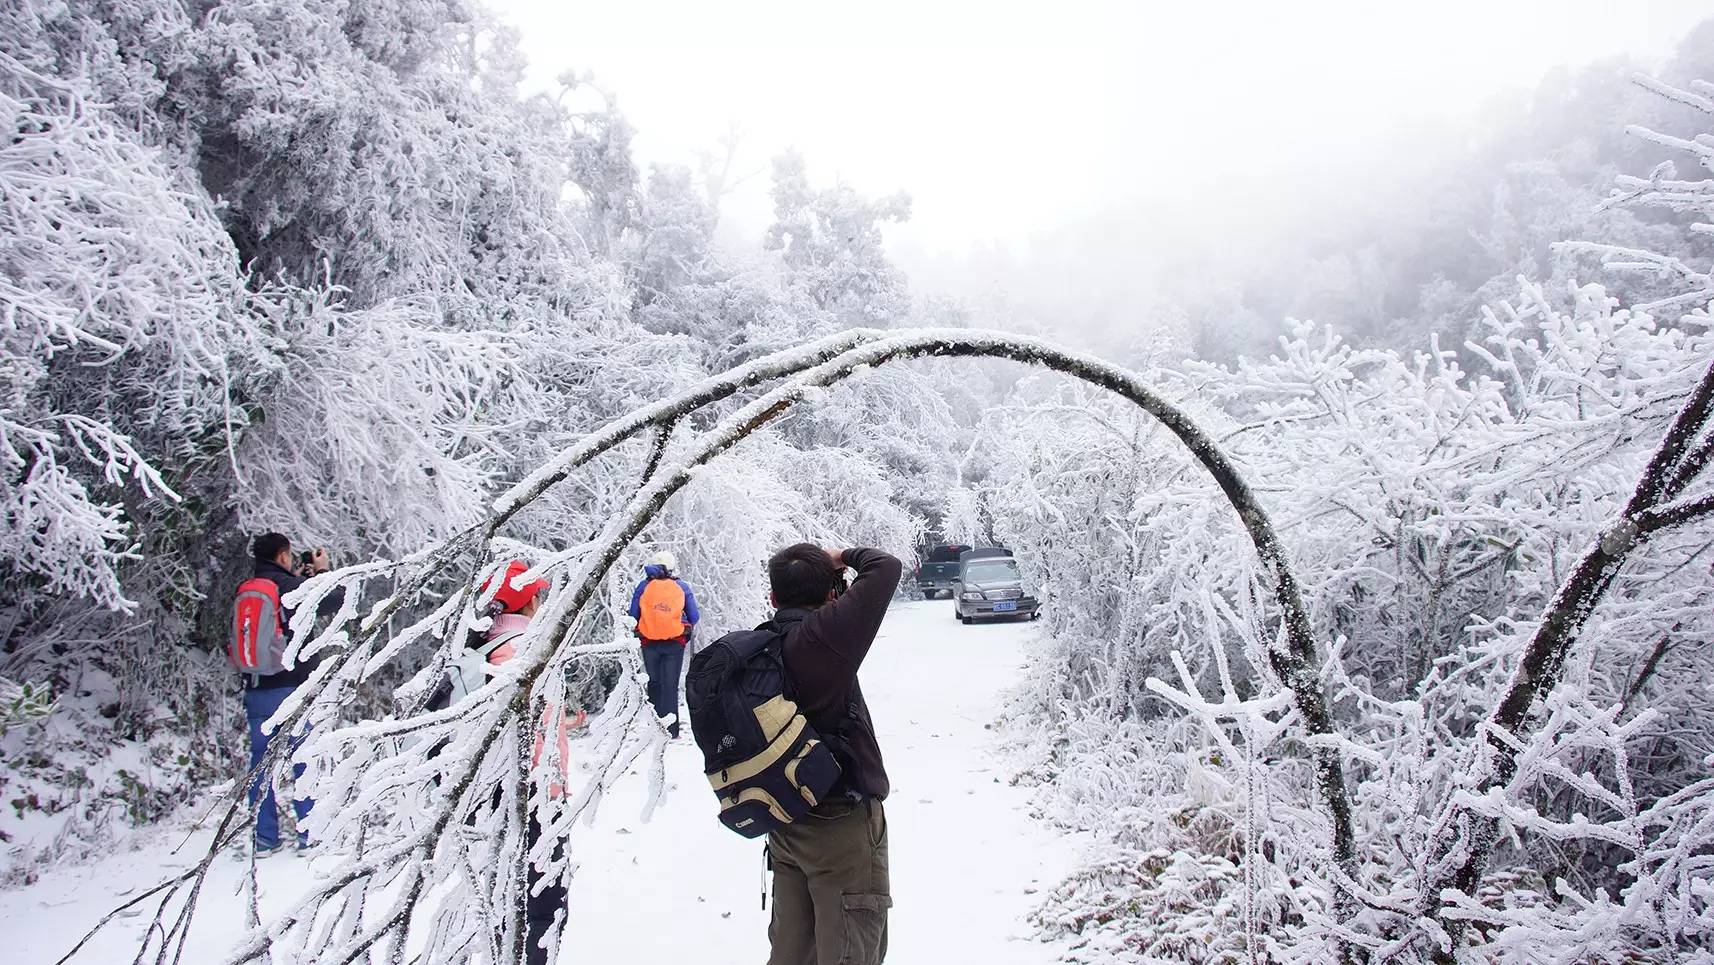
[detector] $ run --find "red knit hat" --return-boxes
[482,560,548,615]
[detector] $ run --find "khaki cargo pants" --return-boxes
[766,797,891,965]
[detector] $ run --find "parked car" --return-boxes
[952,548,1040,623]
[915,543,970,599]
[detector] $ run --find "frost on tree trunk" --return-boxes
[69,328,1360,965]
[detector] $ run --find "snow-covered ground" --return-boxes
[6,600,1080,964]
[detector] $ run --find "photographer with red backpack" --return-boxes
[229,532,343,855]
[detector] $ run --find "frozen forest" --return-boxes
[6,1,1714,963]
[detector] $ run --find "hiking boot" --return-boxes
[255,842,286,859]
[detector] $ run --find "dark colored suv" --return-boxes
[915,543,970,599]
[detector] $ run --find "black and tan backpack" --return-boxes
[685,622,842,837]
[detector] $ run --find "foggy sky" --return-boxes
[486,0,1712,323]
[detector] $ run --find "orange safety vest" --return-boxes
[637,579,689,642]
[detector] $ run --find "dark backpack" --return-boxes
[685,623,842,838]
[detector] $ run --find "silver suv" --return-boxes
[952,549,1041,624]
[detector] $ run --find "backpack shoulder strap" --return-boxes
[473,628,524,661]
[762,620,801,702]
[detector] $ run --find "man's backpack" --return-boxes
[230,578,289,678]
[685,624,842,838]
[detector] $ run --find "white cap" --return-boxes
[650,550,678,575]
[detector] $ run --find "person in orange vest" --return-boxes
[627,551,700,738]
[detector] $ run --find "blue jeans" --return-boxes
[641,641,686,737]
[245,686,313,849]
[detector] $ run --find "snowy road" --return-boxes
[565,600,1077,963]
[7,600,1078,964]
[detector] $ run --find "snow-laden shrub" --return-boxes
[1039,848,1266,964]
[0,678,55,736]
[989,271,1714,960]
[0,52,258,609]
[1005,673,1314,962]
[979,82,1714,964]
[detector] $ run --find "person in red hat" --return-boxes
[474,560,584,965]
[479,559,549,659]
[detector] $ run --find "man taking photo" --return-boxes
[231,533,342,854]
[764,542,900,965]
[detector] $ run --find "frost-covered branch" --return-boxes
[1419,327,1714,952]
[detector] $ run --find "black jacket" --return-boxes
[247,559,344,690]
[776,547,902,800]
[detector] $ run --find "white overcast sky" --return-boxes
[485,0,1712,259]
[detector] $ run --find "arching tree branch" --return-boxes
[85,328,1359,964]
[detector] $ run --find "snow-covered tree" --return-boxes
[764,151,912,327]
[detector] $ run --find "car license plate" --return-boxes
[992,601,1017,612]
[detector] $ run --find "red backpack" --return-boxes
[230,578,289,677]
